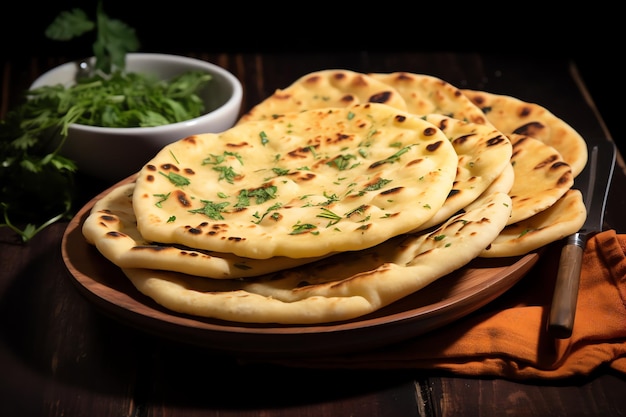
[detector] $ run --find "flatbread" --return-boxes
[79,68,590,325]
[481,162,515,195]
[237,69,407,124]
[461,89,588,177]
[133,103,458,259]
[370,72,491,125]
[122,192,513,324]
[416,114,513,231]
[480,189,586,258]
[412,113,512,231]
[506,133,574,225]
[82,182,326,278]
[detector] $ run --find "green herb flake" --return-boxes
[259,131,269,145]
[235,185,278,208]
[169,151,180,164]
[289,222,318,235]
[272,167,290,176]
[326,153,358,171]
[370,145,415,169]
[202,151,243,166]
[188,200,230,220]
[358,178,392,196]
[153,192,171,208]
[317,207,342,226]
[252,202,283,224]
[159,171,190,187]
[345,205,366,218]
[212,165,239,184]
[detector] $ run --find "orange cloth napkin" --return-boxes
[272,230,626,379]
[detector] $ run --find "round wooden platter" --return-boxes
[62,177,539,359]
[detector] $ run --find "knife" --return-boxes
[547,138,616,339]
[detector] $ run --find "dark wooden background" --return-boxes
[1,1,622,154]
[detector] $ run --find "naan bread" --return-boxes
[480,189,586,258]
[82,182,326,278]
[133,103,458,259]
[412,114,512,231]
[238,69,407,124]
[370,72,491,125]
[78,68,591,325]
[122,192,513,324]
[506,133,574,225]
[480,162,515,195]
[462,89,588,177]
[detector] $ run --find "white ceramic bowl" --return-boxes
[30,53,243,183]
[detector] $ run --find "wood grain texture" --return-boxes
[432,375,626,417]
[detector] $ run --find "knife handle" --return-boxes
[548,235,585,339]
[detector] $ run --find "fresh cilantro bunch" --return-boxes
[0,2,211,242]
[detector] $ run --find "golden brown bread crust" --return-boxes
[462,89,588,177]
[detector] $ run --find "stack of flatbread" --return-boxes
[81,70,588,325]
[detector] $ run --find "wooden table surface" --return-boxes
[2,51,626,417]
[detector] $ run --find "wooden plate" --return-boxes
[62,178,539,359]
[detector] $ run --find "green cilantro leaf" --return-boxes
[45,9,95,41]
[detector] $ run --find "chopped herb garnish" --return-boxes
[252,202,282,224]
[345,205,367,218]
[290,222,318,235]
[306,145,319,159]
[235,185,278,208]
[259,131,269,145]
[153,192,171,208]
[319,192,340,206]
[317,207,342,226]
[272,167,290,176]
[326,153,358,171]
[212,165,239,184]
[202,151,243,166]
[358,178,392,195]
[159,171,190,187]
[188,200,230,220]
[370,145,415,168]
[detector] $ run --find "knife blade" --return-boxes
[547,138,616,339]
